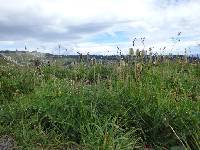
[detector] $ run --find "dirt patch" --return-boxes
[0,135,16,150]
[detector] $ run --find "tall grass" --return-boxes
[0,55,200,149]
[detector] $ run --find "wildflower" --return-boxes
[133,38,137,46]
[14,89,20,96]
[91,57,96,65]
[177,32,181,36]
[85,80,91,85]
[135,63,143,81]
[141,50,146,58]
[153,59,157,66]
[128,48,134,56]
[136,49,140,57]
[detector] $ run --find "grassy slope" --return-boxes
[0,60,200,149]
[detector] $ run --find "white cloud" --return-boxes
[0,0,200,54]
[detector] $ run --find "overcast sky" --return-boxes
[0,0,200,55]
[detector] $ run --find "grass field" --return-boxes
[0,54,200,149]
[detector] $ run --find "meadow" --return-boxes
[0,53,200,149]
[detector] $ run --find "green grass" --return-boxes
[0,59,200,149]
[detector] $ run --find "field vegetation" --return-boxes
[0,51,200,149]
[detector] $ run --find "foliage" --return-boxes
[0,57,200,149]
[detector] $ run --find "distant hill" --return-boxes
[0,50,199,65]
[0,50,46,65]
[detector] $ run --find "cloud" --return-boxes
[0,0,200,54]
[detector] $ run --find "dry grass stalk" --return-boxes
[135,62,143,81]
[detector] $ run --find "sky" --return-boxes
[0,0,200,55]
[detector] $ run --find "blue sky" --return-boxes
[0,0,200,55]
